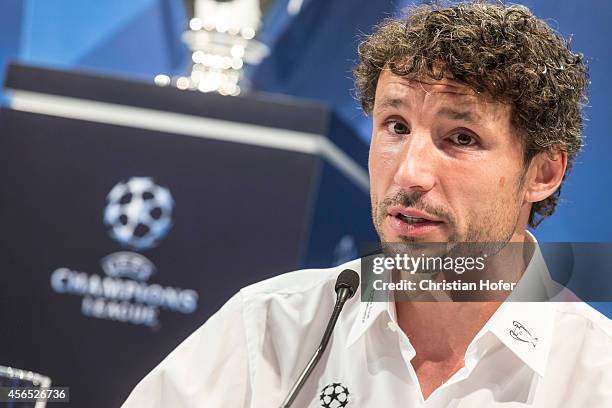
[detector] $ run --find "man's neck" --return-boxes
[395,300,502,399]
[394,230,534,399]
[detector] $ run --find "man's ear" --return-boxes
[524,149,568,203]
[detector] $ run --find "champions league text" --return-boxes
[50,268,198,327]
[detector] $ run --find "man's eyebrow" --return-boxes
[438,108,481,124]
[375,97,406,111]
[374,99,484,124]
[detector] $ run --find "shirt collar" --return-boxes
[487,232,557,377]
[486,301,556,377]
[346,286,391,348]
[346,231,557,377]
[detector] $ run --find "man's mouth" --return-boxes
[388,206,442,222]
[396,214,431,224]
[386,207,444,237]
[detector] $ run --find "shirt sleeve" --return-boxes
[121,291,251,408]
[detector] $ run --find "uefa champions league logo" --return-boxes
[320,383,350,407]
[49,177,198,328]
[103,177,174,250]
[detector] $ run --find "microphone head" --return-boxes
[335,269,360,299]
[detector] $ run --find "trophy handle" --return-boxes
[0,365,52,408]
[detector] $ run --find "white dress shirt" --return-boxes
[122,244,612,407]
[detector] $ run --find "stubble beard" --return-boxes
[372,186,522,247]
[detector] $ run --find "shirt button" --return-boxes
[387,321,399,332]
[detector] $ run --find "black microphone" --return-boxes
[279,269,360,408]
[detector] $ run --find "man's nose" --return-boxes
[392,136,436,192]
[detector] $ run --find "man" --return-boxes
[123,2,611,407]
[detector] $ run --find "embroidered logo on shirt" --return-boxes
[320,383,350,407]
[509,321,538,347]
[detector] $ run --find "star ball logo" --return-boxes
[320,383,350,408]
[103,177,174,250]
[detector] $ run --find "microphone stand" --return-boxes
[279,285,354,408]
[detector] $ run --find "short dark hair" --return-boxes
[354,2,589,227]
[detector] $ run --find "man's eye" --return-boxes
[449,133,477,146]
[386,121,410,135]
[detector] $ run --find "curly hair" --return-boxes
[354,1,589,227]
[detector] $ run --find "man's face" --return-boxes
[369,69,528,244]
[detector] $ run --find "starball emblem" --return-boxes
[320,383,350,408]
[103,177,174,250]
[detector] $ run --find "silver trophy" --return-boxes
[156,0,271,96]
[0,365,52,408]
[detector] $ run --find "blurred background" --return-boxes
[0,1,610,407]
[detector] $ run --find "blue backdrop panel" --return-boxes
[0,0,24,104]
[0,0,187,102]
